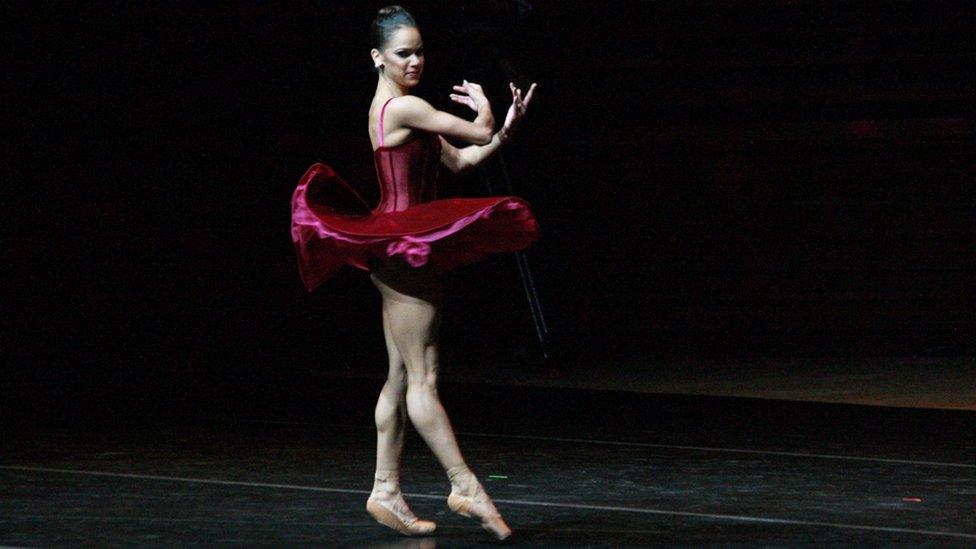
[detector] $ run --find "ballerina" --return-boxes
[290,5,539,541]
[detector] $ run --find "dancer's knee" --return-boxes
[404,353,439,389]
[386,363,407,391]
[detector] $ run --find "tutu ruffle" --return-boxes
[290,163,539,292]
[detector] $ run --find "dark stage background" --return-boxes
[6,1,975,385]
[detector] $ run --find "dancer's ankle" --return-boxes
[446,463,478,495]
[372,468,401,498]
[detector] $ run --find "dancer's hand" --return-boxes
[500,82,537,142]
[449,80,489,112]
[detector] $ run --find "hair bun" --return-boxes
[378,5,404,17]
[371,5,417,50]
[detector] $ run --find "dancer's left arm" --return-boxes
[440,82,537,174]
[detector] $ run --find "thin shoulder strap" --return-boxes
[378,97,396,147]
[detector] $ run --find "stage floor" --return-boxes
[3,372,975,546]
[432,355,976,411]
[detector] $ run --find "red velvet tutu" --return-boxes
[290,108,540,291]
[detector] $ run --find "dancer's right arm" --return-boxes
[391,84,494,145]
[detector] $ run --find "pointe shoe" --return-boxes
[447,484,512,541]
[366,493,437,536]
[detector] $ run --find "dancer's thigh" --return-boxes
[369,256,442,305]
[370,258,442,376]
[381,308,407,384]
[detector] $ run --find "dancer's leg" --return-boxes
[374,306,407,473]
[366,273,436,536]
[371,260,511,540]
[371,266,466,471]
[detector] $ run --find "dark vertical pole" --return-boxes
[481,159,551,360]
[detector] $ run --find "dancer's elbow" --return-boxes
[474,126,493,145]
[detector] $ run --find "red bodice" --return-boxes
[373,132,442,213]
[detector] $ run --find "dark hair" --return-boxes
[371,5,417,50]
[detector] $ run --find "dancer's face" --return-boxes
[373,26,425,89]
